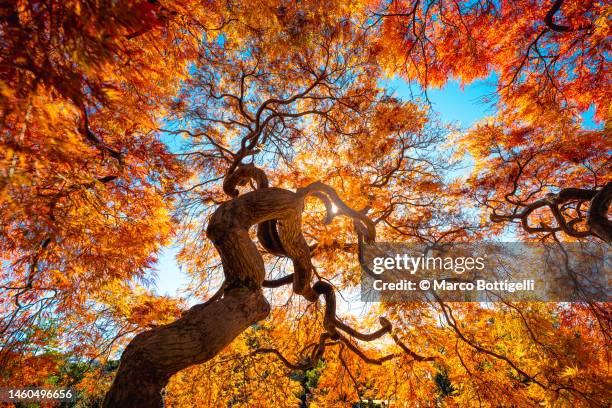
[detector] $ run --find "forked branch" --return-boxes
[491,182,611,242]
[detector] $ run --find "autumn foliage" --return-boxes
[1,0,610,407]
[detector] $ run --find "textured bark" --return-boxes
[103,289,270,408]
[588,182,612,243]
[103,187,301,407]
[206,187,303,287]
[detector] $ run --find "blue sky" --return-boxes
[152,76,500,297]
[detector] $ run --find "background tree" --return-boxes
[0,0,220,390]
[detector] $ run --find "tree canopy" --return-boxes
[1,0,609,407]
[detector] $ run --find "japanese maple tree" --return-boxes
[1,1,609,407]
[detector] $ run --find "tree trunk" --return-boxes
[103,288,270,408]
[102,183,365,406]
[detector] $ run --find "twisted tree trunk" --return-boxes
[104,177,417,407]
[103,189,297,407]
[103,289,270,407]
[104,186,312,407]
